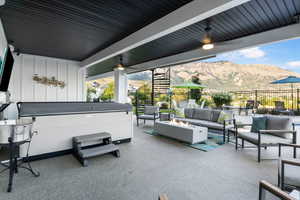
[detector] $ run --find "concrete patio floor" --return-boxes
[0,120,290,200]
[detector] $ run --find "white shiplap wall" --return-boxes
[8,54,86,102]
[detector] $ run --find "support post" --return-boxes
[114,69,128,103]
[151,69,155,105]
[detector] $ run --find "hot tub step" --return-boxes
[79,144,119,158]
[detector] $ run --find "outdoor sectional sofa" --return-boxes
[175,108,235,143]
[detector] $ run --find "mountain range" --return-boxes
[88,61,300,92]
[170,61,300,91]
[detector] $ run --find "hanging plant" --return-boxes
[33,74,66,88]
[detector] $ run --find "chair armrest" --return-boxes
[259,180,296,200]
[281,158,300,167]
[293,122,300,127]
[259,130,296,134]
[279,143,300,148]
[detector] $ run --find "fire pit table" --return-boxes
[154,120,208,144]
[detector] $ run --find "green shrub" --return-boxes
[211,93,232,108]
[100,82,114,101]
[197,97,214,107]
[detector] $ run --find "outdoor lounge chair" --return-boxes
[136,105,159,126]
[278,143,300,190]
[235,116,296,162]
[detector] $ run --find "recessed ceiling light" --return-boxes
[0,0,5,6]
[202,43,214,50]
[115,64,125,71]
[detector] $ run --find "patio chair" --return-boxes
[278,143,300,190]
[136,105,159,126]
[275,101,286,111]
[235,116,296,162]
[244,100,255,115]
[259,180,297,200]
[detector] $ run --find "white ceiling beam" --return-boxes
[126,23,300,74]
[81,0,250,68]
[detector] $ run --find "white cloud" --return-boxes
[238,47,266,59]
[287,61,300,68]
[218,47,266,60]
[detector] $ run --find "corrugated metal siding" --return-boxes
[88,0,300,77]
[0,0,192,60]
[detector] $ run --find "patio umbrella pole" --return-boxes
[292,83,294,110]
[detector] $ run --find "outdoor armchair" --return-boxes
[136,105,159,126]
[235,116,296,162]
[278,143,300,190]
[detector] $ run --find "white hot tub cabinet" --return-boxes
[17,102,133,157]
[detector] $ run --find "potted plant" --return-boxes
[212,92,233,108]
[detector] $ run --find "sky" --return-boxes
[206,37,300,73]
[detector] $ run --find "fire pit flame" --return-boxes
[170,119,189,127]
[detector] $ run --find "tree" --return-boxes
[87,86,97,102]
[134,83,152,105]
[100,82,114,101]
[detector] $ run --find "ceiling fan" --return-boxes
[201,20,214,50]
[201,19,239,50]
[115,55,125,71]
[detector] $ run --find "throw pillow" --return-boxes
[217,111,232,125]
[250,117,267,133]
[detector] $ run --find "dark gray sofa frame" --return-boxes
[235,123,297,162]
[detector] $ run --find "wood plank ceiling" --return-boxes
[88,0,300,77]
[0,0,192,60]
[0,0,299,78]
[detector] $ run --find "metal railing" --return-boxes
[230,89,300,110]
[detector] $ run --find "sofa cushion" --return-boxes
[144,106,159,115]
[266,116,292,139]
[251,117,267,133]
[211,110,221,122]
[184,108,194,119]
[217,110,233,124]
[238,132,292,145]
[192,109,212,121]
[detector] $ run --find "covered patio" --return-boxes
[0,0,299,199]
[0,120,283,199]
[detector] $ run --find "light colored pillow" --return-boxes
[217,111,232,124]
